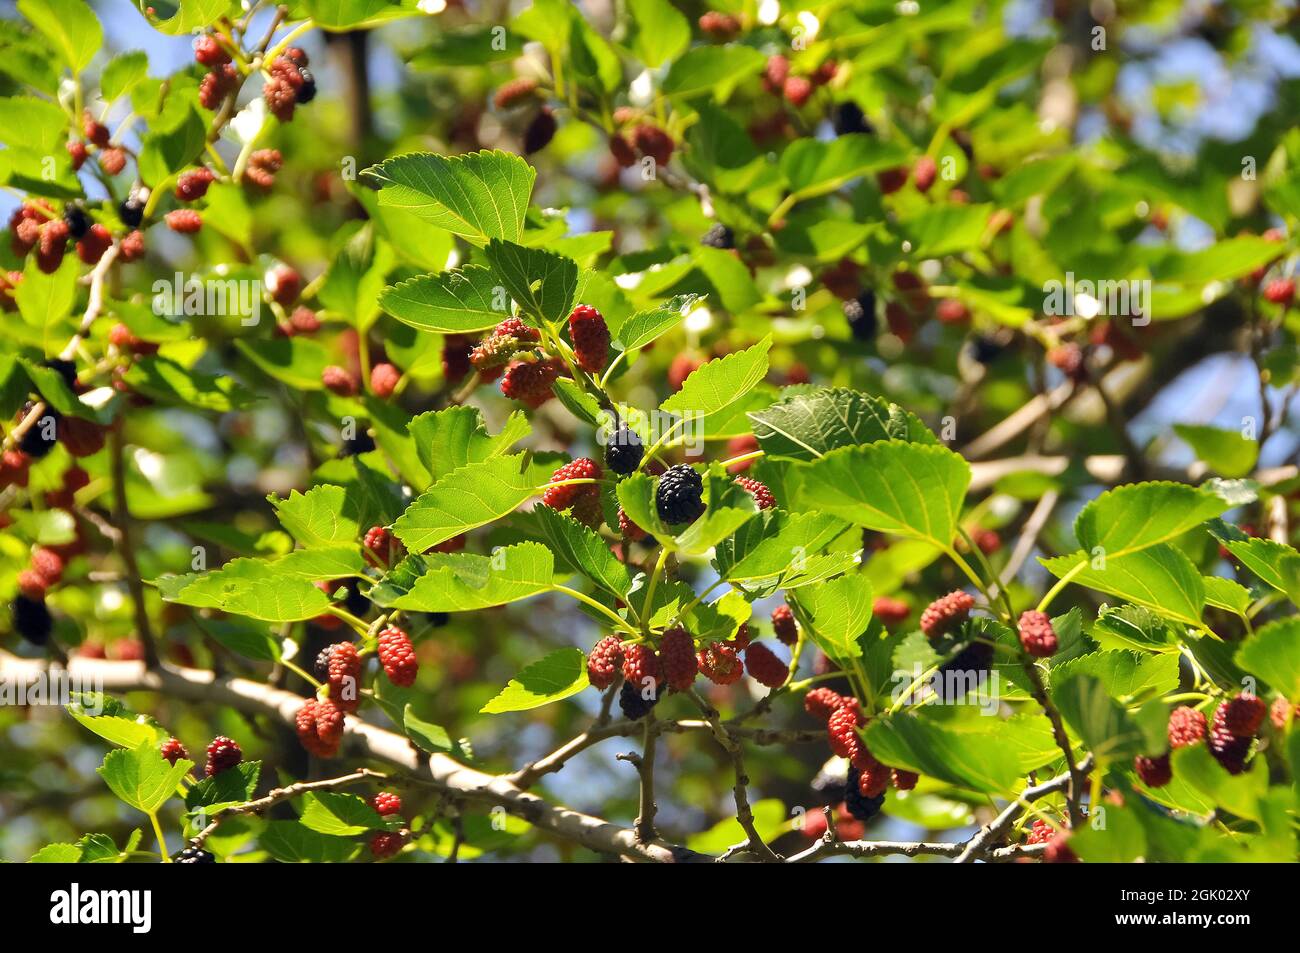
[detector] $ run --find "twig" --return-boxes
[952,757,1092,863]
[109,424,160,669]
[190,767,386,848]
[993,489,1060,597]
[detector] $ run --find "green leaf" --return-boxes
[234,336,331,391]
[101,50,149,101]
[137,106,206,187]
[122,356,256,412]
[1223,537,1300,604]
[795,574,873,661]
[1151,236,1289,284]
[616,472,670,541]
[260,820,357,863]
[713,510,852,587]
[196,617,280,663]
[863,708,1045,794]
[1051,673,1146,763]
[481,648,589,714]
[158,558,333,622]
[16,255,78,333]
[659,337,771,423]
[1173,424,1259,479]
[483,239,578,325]
[318,224,391,329]
[0,96,70,154]
[401,704,467,757]
[1235,617,1300,700]
[1073,482,1229,559]
[272,484,364,547]
[661,45,766,99]
[393,454,538,553]
[1041,547,1205,629]
[18,0,100,73]
[795,441,969,550]
[749,387,935,461]
[408,405,530,486]
[362,150,535,246]
[1090,604,1176,651]
[899,204,996,257]
[686,798,786,854]
[391,542,556,612]
[1048,650,1178,703]
[141,0,238,36]
[97,743,191,814]
[1202,576,1253,616]
[626,0,689,68]
[299,792,386,836]
[184,761,260,812]
[1170,745,1266,823]
[67,700,167,750]
[379,265,508,333]
[303,0,417,28]
[31,843,83,863]
[615,293,703,351]
[271,545,366,580]
[531,505,631,598]
[781,134,909,199]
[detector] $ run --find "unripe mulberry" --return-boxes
[165,209,202,233]
[500,358,562,408]
[783,75,813,108]
[697,641,743,685]
[119,230,146,262]
[377,626,418,687]
[204,736,242,776]
[857,760,890,797]
[18,570,48,599]
[920,590,974,640]
[194,34,230,67]
[659,627,698,692]
[617,508,646,541]
[363,525,392,561]
[1025,819,1055,845]
[175,167,215,201]
[744,642,788,688]
[1017,609,1058,657]
[76,224,113,265]
[37,220,69,273]
[733,475,775,510]
[296,697,345,757]
[632,124,673,166]
[804,687,846,722]
[1220,693,1266,737]
[1134,752,1171,788]
[98,147,127,176]
[83,112,110,148]
[763,55,790,92]
[370,792,402,816]
[872,596,909,625]
[31,547,64,585]
[369,830,405,858]
[67,140,87,170]
[698,11,740,41]
[827,704,863,760]
[771,604,797,645]
[587,635,624,690]
[322,365,359,396]
[621,643,663,694]
[160,737,189,765]
[892,769,918,791]
[494,76,538,109]
[1271,696,1296,730]
[913,155,937,192]
[1168,706,1207,748]
[542,458,602,513]
[1263,277,1295,306]
[935,299,970,324]
[199,65,238,110]
[370,362,400,399]
[568,304,609,373]
[267,264,301,307]
[1042,832,1079,863]
[325,641,362,712]
[246,148,283,188]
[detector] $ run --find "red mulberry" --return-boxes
[568,304,609,373]
[920,590,974,640]
[621,643,663,693]
[734,475,775,510]
[771,604,798,645]
[370,831,405,858]
[744,642,789,689]
[325,641,362,713]
[804,687,846,722]
[1017,609,1058,658]
[542,458,601,512]
[872,596,909,625]
[1168,706,1207,748]
[588,635,624,690]
[659,627,698,692]
[165,209,202,233]
[892,769,918,791]
[1134,752,1171,788]
[204,736,242,776]
[295,698,345,757]
[500,358,562,408]
[370,791,403,817]
[160,737,189,766]
[377,626,418,687]
[697,641,743,685]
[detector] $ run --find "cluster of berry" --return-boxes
[803,687,916,816]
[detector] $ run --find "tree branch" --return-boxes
[952,756,1092,863]
[191,768,387,847]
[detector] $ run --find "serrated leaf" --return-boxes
[30,843,82,863]
[781,134,909,199]
[661,45,766,99]
[1041,548,1205,629]
[18,0,100,72]
[272,485,363,547]
[713,509,852,586]
[362,150,534,246]
[401,704,467,758]
[1223,537,1300,604]
[101,50,149,101]
[390,542,556,612]
[484,239,578,326]
[795,574,873,661]
[184,761,260,811]
[1051,673,1146,763]
[1048,650,1179,703]
[1203,576,1252,616]
[531,506,631,598]
[1235,617,1300,700]
[157,558,333,622]
[749,387,936,461]
[1073,482,1229,559]
[659,336,771,423]
[481,648,589,714]
[1173,424,1259,479]
[270,545,366,580]
[67,703,167,750]
[379,265,509,333]
[260,820,357,863]
[408,405,530,486]
[626,0,689,67]
[299,792,386,836]
[615,294,702,350]
[97,743,191,814]
[392,454,538,552]
[796,441,969,551]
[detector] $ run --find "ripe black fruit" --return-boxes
[832,101,873,137]
[700,223,735,250]
[12,594,53,645]
[63,205,90,238]
[119,196,145,228]
[842,292,877,342]
[618,680,661,720]
[656,464,705,525]
[176,846,216,863]
[339,432,376,457]
[970,335,1004,365]
[604,427,643,475]
[844,767,886,821]
[296,68,317,104]
[524,108,557,155]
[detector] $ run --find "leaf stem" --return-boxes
[551,585,639,636]
[149,811,170,862]
[1036,558,1088,614]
